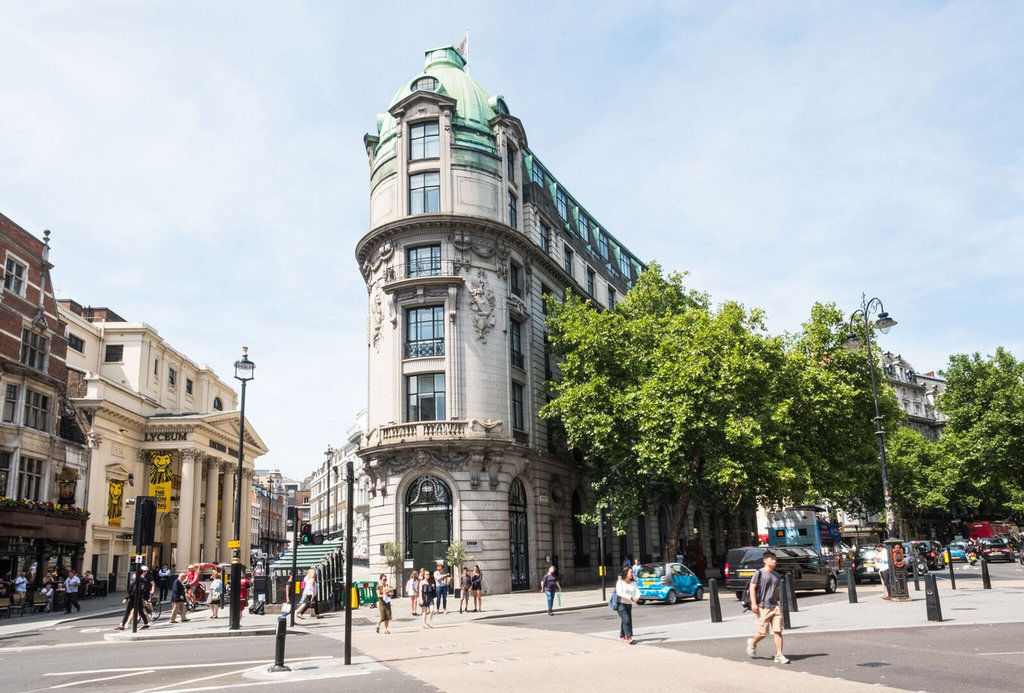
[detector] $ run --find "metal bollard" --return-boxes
[947,549,956,590]
[268,604,292,672]
[912,556,921,591]
[982,559,992,589]
[708,579,723,623]
[786,574,799,612]
[925,573,943,622]
[779,576,792,629]
[846,567,858,603]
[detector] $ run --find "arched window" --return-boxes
[508,479,529,590]
[213,397,223,411]
[412,76,438,92]
[405,476,452,569]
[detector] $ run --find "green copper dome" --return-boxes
[374,46,504,159]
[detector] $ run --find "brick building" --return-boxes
[0,212,89,587]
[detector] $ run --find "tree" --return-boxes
[382,541,404,586]
[940,348,1024,513]
[543,265,795,560]
[445,541,473,596]
[885,427,960,535]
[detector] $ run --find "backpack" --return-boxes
[740,569,769,612]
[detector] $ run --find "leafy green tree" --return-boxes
[940,348,1024,512]
[885,427,960,534]
[543,265,797,559]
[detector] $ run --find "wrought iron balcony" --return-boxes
[404,340,445,359]
[510,349,524,369]
[383,259,456,283]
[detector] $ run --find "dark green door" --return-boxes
[405,476,452,571]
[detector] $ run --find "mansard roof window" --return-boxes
[412,76,439,92]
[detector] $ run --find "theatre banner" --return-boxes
[149,452,174,513]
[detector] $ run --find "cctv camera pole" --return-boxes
[344,455,354,665]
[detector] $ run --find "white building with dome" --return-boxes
[355,46,749,592]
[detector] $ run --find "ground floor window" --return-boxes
[405,475,452,571]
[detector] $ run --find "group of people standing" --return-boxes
[403,563,483,629]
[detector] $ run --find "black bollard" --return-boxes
[912,556,921,591]
[846,567,858,603]
[786,573,799,612]
[981,559,992,589]
[947,549,956,590]
[268,607,291,672]
[779,576,792,630]
[925,573,943,622]
[708,579,723,623]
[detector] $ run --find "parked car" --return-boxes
[724,546,838,599]
[898,542,931,574]
[904,540,942,570]
[978,537,1015,562]
[636,562,704,605]
[851,546,883,583]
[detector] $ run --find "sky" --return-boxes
[1,1,1021,481]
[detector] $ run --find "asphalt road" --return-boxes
[0,624,434,693]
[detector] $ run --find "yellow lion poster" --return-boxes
[149,452,173,513]
[108,479,125,526]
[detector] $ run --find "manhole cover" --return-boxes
[857,662,890,668]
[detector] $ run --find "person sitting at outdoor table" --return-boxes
[81,571,94,595]
[39,583,54,612]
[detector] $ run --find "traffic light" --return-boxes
[300,522,313,545]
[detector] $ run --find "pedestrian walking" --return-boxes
[296,568,322,619]
[541,565,562,615]
[63,569,82,613]
[113,572,150,630]
[419,568,435,628]
[745,550,789,664]
[158,564,172,601]
[239,570,251,619]
[12,572,27,608]
[459,567,471,614]
[875,544,891,600]
[375,574,393,634]
[406,569,420,616]
[433,561,449,613]
[207,570,223,618]
[631,556,642,578]
[614,566,640,644]
[169,572,190,623]
[471,565,483,612]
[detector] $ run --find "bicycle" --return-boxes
[147,594,163,621]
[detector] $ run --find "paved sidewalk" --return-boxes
[0,594,125,638]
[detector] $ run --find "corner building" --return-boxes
[356,47,646,592]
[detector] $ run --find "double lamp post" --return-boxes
[230,347,255,631]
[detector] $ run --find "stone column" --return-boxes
[219,463,235,562]
[193,458,204,560]
[177,449,198,565]
[203,456,219,563]
[240,469,254,560]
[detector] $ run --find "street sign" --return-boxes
[134,554,144,564]
[228,540,241,549]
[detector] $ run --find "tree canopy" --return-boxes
[542,264,892,558]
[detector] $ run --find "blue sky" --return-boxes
[1,2,1020,480]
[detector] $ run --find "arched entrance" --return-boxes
[405,475,452,571]
[508,479,529,591]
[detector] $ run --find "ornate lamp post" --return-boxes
[844,296,908,601]
[229,347,255,630]
[324,446,339,536]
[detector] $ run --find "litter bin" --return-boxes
[356,581,378,606]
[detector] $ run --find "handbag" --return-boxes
[608,592,620,610]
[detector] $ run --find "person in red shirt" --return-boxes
[239,570,251,619]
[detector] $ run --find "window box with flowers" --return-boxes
[0,498,89,542]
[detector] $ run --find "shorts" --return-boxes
[755,606,784,636]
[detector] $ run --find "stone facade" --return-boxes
[59,300,269,590]
[310,411,369,555]
[881,351,946,440]
[354,47,752,592]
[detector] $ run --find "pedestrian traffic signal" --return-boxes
[300,523,313,545]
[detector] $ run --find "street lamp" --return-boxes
[344,453,354,665]
[230,346,254,631]
[324,446,338,537]
[843,297,899,536]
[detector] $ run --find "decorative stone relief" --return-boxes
[469,419,503,434]
[486,452,503,490]
[506,295,528,319]
[371,288,384,351]
[467,270,496,342]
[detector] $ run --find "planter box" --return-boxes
[0,509,87,542]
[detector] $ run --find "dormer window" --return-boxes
[213,397,223,411]
[412,76,439,92]
[409,121,439,160]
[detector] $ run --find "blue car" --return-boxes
[636,562,704,605]
[945,542,969,563]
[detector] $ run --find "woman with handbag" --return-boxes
[614,566,640,644]
[207,570,223,618]
[296,568,322,619]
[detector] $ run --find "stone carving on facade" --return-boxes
[486,452,503,490]
[181,448,199,464]
[506,295,528,319]
[371,288,385,351]
[469,418,504,434]
[467,270,496,342]
[494,241,510,279]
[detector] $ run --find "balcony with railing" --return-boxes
[382,259,462,293]
[404,339,445,359]
[510,349,524,369]
[364,418,508,450]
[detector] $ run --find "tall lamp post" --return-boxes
[343,453,354,665]
[230,347,255,631]
[842,296,898,538]
[324,446,338,537]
